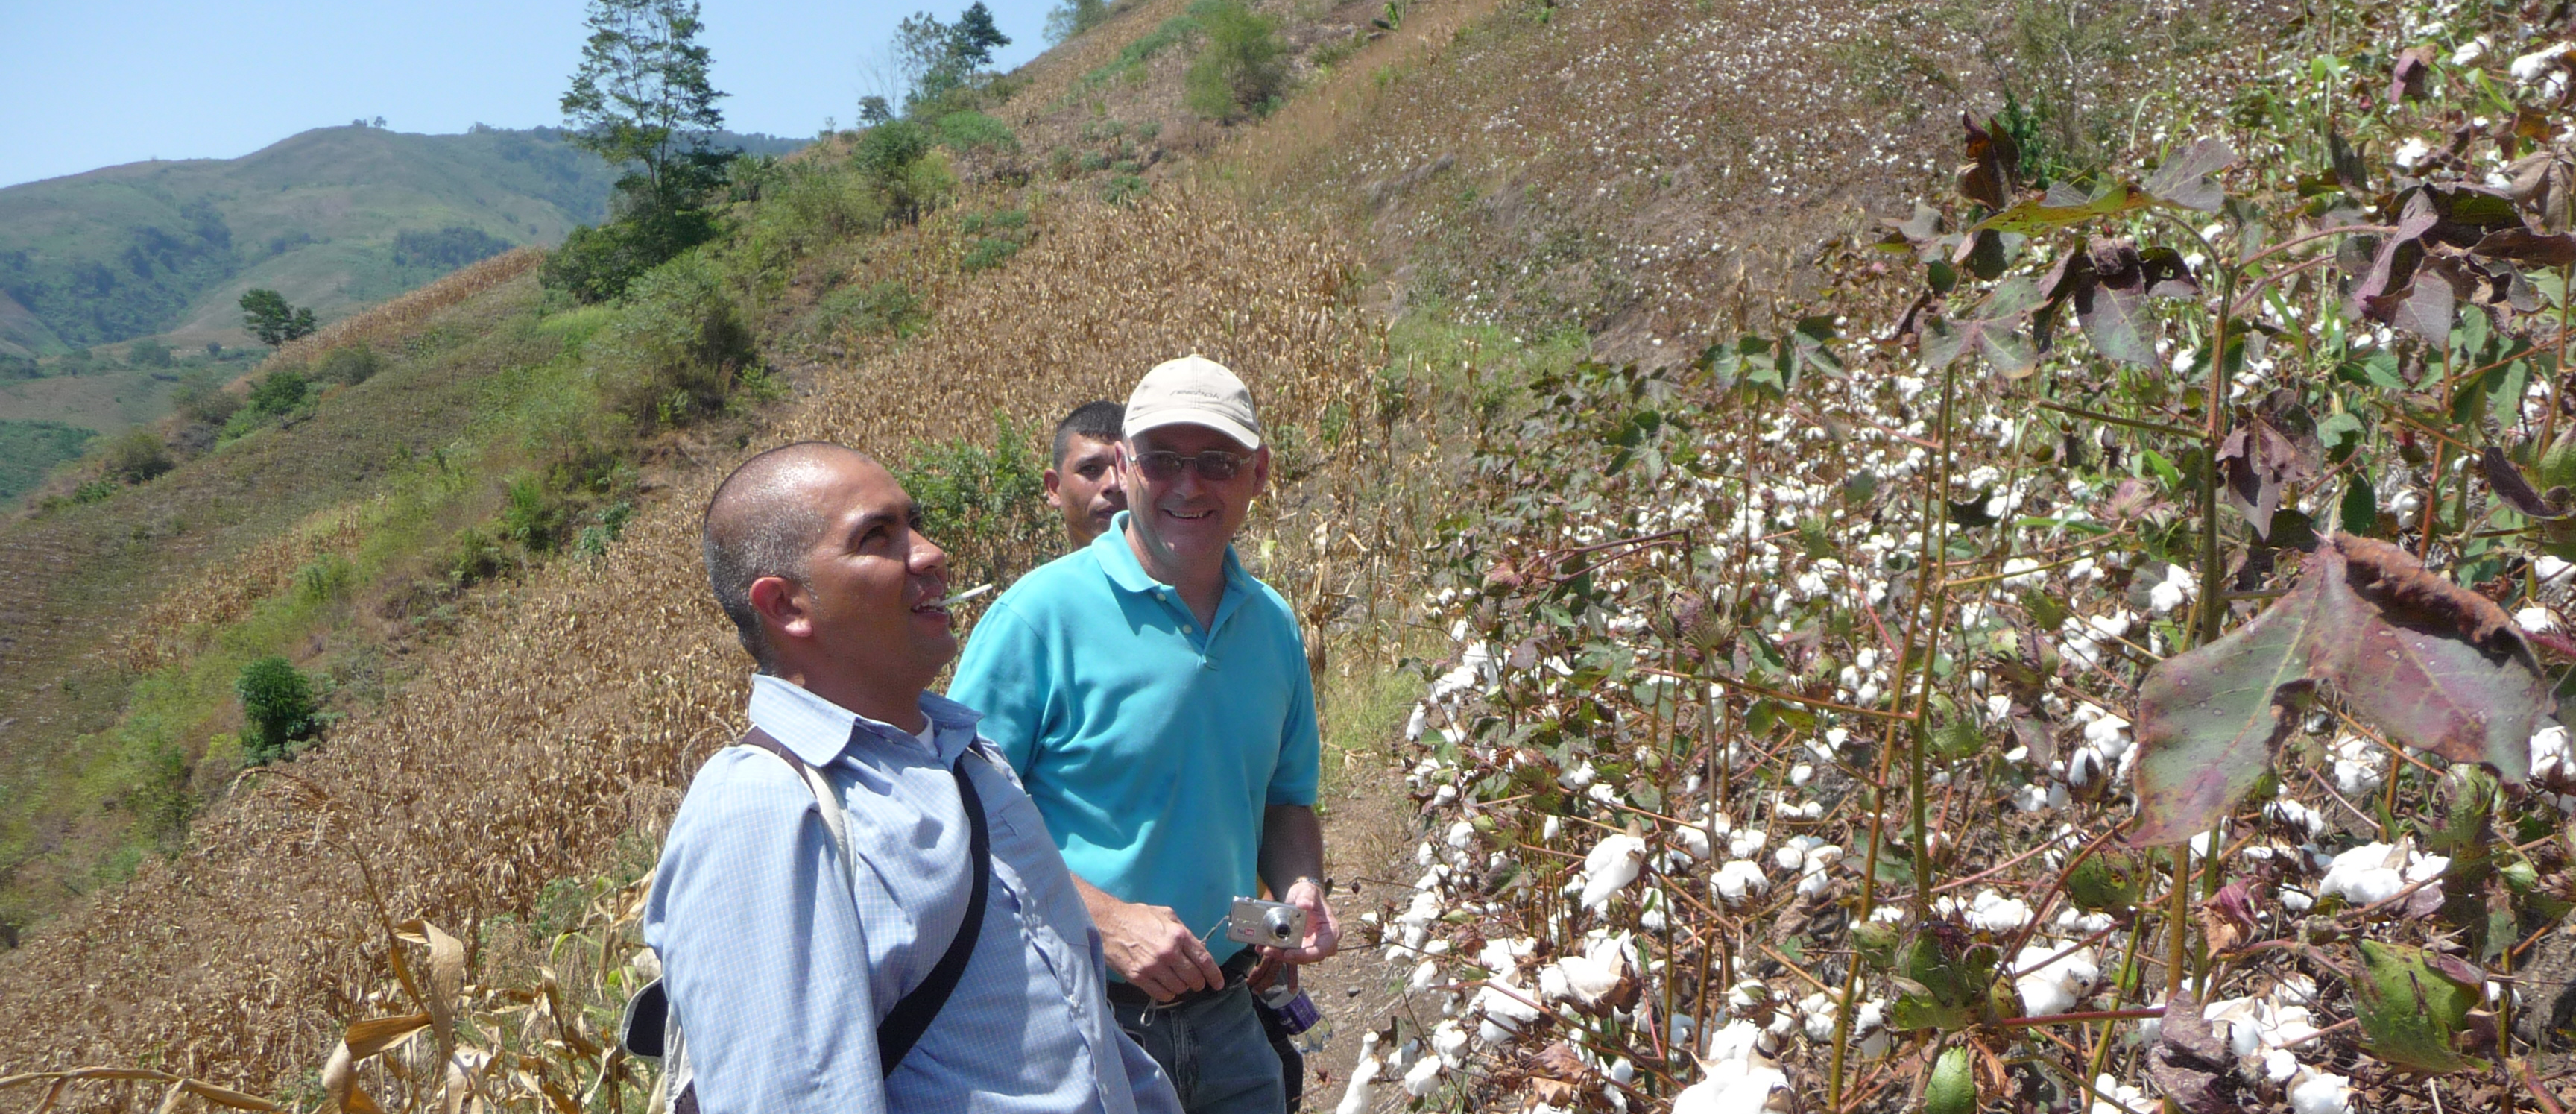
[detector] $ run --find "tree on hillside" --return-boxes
[561,0,732,218]
[239,289,316,347]
[1044,0,1110,44]
[897,3,1012,111]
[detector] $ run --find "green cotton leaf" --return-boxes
[2354,940,2488,1074]
[2317,412,2364,459]
[1921,277,2042,377]
[2341,348,2406,391]
[1925,1048,1977,1114]
[2142,137,2240,212]
[1973,182,2148,235]
[2341,474,2379,536]
[2130,557,2326,845]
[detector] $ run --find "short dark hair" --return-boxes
[701,442,871,672]
[1052,400,1126,467]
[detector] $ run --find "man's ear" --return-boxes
[1043,467,1065,508]
[1250,445,1273,488]
[748,576,812,643]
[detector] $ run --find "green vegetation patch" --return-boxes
[0,419,96,504]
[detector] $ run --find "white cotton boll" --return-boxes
[2393,136,2433,169]
[1539,961,1573,1002]
[1559,761,1597,790]
[2013,942,2099,1016]
[1335,1033,1382,1114]
[2521,605,2560,633]
[1432,1019,1471,1068]
[2265,798,2325,839]
[1476,979,1546,1033]
[2319,840,2449,913]
[2287,1069,2352,1114]
[1401,1054,1444,1097]
[1715,860,1769,904]
[2453,36,2489,66]
[1789,762,1814,787]
[1798,992,1840,1040]
[1966,890,2035,933]
[2540,555,2575,585]
[1580,834,1648,910]
[1676,823,1713,860]
[1729,828,1769,860]
[1404,704,1429,741]
[2089,1074,2156,1114]
[1543,815,1562,840]
[1432,784,1457,806]
[2513,42,2574,84]
[1409,960,1442,992]
[2536,725,2574,781]
[1445,821,1476,849]
[1556,953,1624,1007]
[1669,1057,1790,1114]
[2330,734,2387,796]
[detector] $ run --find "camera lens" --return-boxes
[1264,907,1297,943]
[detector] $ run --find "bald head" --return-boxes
[703,442,883,670]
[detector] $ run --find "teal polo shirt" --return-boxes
[948,512,1320,964]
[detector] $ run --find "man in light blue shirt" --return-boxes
[645,441,1179,1114]
[951,358,1340,1114]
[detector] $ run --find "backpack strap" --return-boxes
[735,726,993,1078]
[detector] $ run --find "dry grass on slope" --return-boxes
[0,186,1388,1107]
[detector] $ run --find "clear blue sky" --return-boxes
[0,0,1057,188]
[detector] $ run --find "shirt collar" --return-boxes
[1091,510,1254,598]
[747,674,981,767]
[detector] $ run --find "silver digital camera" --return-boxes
[1225,898,1310,948]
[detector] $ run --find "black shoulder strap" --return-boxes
[736,728,993,1078]
[877,754,990,1076]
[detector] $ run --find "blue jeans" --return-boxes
[1111,983,1285,1114]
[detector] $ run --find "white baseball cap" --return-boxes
[1123,354,1263,450]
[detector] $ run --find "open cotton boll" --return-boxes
[2012,942,2099,1016]
[1714,860,1769,904]
[1581,834,1649,910]
[2087,1074,2155,1114]
[1669,1058,1790,1114]
[1401,1054,1444,1097]
[2318,840,2448,913]
[1431,1019,1470,1068]
[1676,822,1713,860]
[1334,1033,1382,1114]
[2285,1068,2352,1114]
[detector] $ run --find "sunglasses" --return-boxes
[1128,449,1250,482]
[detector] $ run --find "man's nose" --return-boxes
[911,531,950,573]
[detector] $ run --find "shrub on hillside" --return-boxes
[128,340,173,368]
[502,475,569,554]
[542,208,720,304]
[935,110,1019,154]
[1184,0,1289,122]
[247,367,311,416]
[315,343,383,385]
[171,369,242,427]
[896,414,1055,591]
[593,255,756,425]
[236,655,317,764]
[809,280,924,341]
[852,119,956,223]
[101,428,173,484]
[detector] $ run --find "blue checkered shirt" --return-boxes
[644,676,1181,1114]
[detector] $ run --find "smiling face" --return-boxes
[1046,433,1127,547]
[1119,423,1267,582]
[752,453,956,713]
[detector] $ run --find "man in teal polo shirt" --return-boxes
[951,356,1339,1114]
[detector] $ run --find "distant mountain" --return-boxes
[0,125,805,356]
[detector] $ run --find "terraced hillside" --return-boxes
[8,0,2572,1113]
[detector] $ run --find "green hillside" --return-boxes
[0,124,806,355]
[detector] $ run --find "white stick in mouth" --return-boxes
[932,583,994,608]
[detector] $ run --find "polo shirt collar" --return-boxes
[1092,510,1257,601]
[748,673,981,767]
